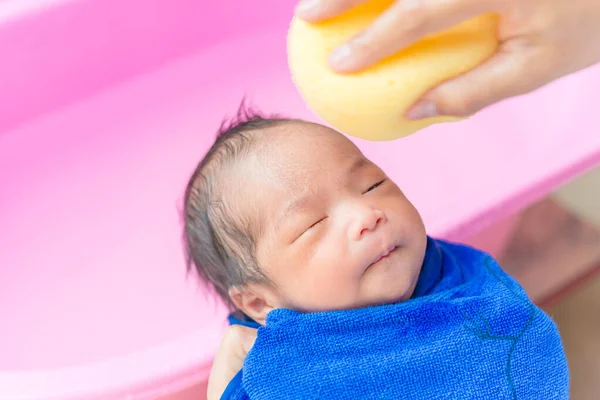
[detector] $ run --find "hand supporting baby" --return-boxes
[207,326,257,400]
[295,0,600,120]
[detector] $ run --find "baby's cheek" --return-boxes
[286,254,361,310]
[391,200,426,241]
[314,251,362,289]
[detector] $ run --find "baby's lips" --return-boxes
[365,244,400,269]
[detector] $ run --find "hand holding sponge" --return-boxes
[287,0,499,141]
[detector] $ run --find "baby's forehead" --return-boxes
[250,122,363,175]
[245,128,366,193]
[218,122,363,208]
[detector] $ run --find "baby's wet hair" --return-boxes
[183,99,296,312]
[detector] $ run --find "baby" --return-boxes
[183,104,569,400]
[184,105,427,323]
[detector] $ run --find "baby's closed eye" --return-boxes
[308,217,327,230]
[364,179,386,194]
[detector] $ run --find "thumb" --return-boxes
[407,45,546,119]
[239,326,258,355]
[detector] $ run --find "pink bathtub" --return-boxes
[1,0,600,399]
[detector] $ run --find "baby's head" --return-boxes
[184,104,427,325]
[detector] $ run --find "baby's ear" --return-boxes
[229,285,276,325]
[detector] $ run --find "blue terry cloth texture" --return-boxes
[223,237,569,400]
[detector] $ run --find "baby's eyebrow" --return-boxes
[278,194,313,227]
[347,156,369,174]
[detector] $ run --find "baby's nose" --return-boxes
[349,207,387,241]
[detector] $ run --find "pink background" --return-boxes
[1,0,599,398]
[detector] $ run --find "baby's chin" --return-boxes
[363,283,416,308]
[306,274,419,313]
[359,258,422,306]
[290,281,417,314]
[325,285,417,312]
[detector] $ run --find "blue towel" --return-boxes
[223,237,569,399]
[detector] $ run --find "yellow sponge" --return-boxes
[287,0,499,141]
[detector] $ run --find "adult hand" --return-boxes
[294,0,600,119]
[207,325,257,400]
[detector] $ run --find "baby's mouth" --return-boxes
[367,245,399,269]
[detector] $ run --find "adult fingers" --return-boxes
[238,325,258,354]
[207,326,257,400]
[295,0,370,22]
[328,0,498,72]
[407,44,549,119]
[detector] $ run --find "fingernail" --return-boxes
[295,0,322,16]
[329,44,354,70]
[406,100,438,120]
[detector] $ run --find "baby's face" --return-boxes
[234,122,427,315]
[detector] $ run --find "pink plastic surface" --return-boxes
[1,0,600,399]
